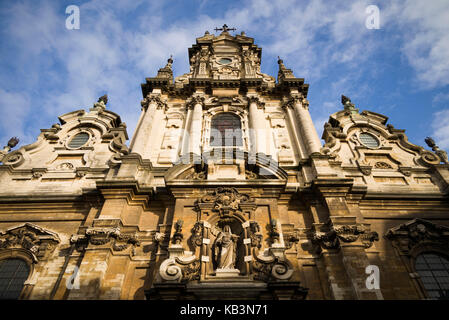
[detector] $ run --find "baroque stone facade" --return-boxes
[0,28,448,300]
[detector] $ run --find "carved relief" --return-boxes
[198,187,251,218]
[374,161,393,169]
[0,223,60,260]
[248,221,262,249]
[159,255,200,282]
[385,218,449,255]
[1,151,24,167]
[70,227,139,253]
[312,220,378,250]
[190,222,204,248]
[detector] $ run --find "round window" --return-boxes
[67,132,90,149]
[219,58,232,65]
[359,133,380,149]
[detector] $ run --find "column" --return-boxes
[130,93,164,157]
[188,96,204,155]
[284,104,307,159]
[180,107,193,155]
[248,96,267,154]
[291,95,322,155]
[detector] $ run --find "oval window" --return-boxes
[68,132,90,149]
[359,133,379,149]
[219,58,232,65]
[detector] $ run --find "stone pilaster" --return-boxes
[311,179,381,300]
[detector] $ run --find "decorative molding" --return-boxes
[196,187,252,218]
[312,220,378,250]
[247,96,265,109]
[0,223,60,261]
[190,222,204,248]
[374,161,393,169]
[70,227,139,253]
[186,95,205,109]
[385,218,449,255]
[141,94,167,111]
[248,221,262,249]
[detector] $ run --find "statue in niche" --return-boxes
[213,225,239,270]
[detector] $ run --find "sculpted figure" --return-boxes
[214,225,239,270]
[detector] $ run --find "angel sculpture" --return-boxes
[212,224,239,270]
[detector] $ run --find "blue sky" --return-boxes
[1,0,449,151]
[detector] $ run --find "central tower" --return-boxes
[130,26,322,176]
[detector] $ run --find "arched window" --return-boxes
[415,253,449,300]
[0,258,30,300]
[210,113,242,147]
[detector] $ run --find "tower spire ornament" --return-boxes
[214,24,236,33]
[93,94,108,110]
[341,95,359,115]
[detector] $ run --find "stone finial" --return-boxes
[341,95,358,114]
[93,94,108,110]
[98,94,108,105]
[425,137,436,148]
[155,56,174,80]
[277,56,295,82]
[167,55,173,69]
[425,136,448,164]
[0,137,20,162]
[7,137,19,148]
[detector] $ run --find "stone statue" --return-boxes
[214,225,239,270]
[425,137,448,164]
[93,94,108,110]
[0,137,19,162]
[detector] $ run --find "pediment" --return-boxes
[165,152,288,183]
[386,219,449,240]
[0,223,60,260]
[1,223,60,241]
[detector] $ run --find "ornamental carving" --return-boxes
[385,218,449,255]
[141,94,166,111]
[187,95,205,109]
[56,162,74,171]
[159,254,200,283]
[198,187,251,218]
[70,227,139,253]
[253,254,294,282]
[312,220,378,250]
[374,161,393,169]
[283,229,300,249]
[1,151,24,167]
[248,221,262,249]
[247,96,265,109]
[0,223,60,260]
[190,222,204,248]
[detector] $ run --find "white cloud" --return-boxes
[431,109,449,150]
[398,0,449,89]
[1,0,449,150]
[0,89,32,146]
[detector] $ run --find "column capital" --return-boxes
[247,95,265,109]
[141,93,167,111]
[186,95,205,110]
[283,94,308,110]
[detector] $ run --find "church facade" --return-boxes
[1,28,449,300]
